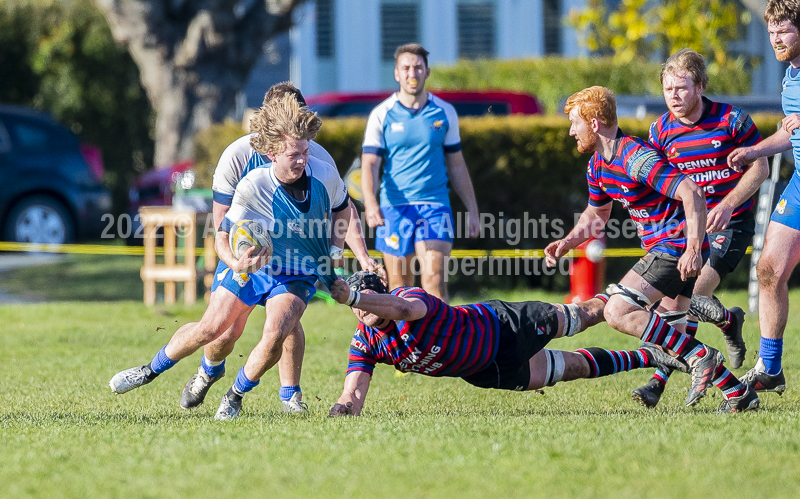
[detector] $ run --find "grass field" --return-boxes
[1,257,800,497]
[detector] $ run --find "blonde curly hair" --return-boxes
[249,93,321,156]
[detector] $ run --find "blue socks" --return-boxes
[232,367,259,396]
[150,346,177,374]
[201,356,225,378]
[759,337,783,375]
[279,385,301,402]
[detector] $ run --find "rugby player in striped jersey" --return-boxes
[545,86,758,413]
[634,49,770,407]
[328,272,685,416]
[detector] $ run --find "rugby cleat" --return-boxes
[716,386,760,413]
[180,366,225,409]
[280,392,309,414]
[109,365,155,394]
[631,343,689,408]
[214,392,243,421]
[721,307,747,369]
[632,377,666,408]
[685,347,725,407]
[740,358,786,395]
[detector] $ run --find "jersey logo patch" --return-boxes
[667,144,679,159]
[431,119,444,131]
[712,140,722,148]
[216,268,230,281]
[628,150,660,182]
[777,198,787,214]
[390,122,405,133]
[351,334,370,354]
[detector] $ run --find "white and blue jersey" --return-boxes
[211,134,335,206]
[772,66,800,231]
[220,157,349,289]
[362,93,461,207]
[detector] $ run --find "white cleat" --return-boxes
[280,392,309,414]
[214,393,242,421]
[109,366,153,394]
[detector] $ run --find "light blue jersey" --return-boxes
[782,66,800,174]
[362,93,461,207]
[221,158,349,288]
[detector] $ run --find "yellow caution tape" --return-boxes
[0,241,753,259]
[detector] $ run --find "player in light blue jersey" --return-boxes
[168,83,378,415]
[726,0,800,397]
[109,94,357,420]
[361,43,480,303]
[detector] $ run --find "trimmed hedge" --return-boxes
[193,113,782,290]
[427,58,751,115]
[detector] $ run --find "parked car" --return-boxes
[306,90,543,117]
[0,104,111,244]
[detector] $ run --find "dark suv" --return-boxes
[0,104,111,244]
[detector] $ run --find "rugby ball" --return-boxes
[228,220,272,260]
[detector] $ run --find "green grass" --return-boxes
[1,288,800,498]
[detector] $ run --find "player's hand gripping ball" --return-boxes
[229,220,272,260]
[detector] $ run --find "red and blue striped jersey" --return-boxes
[587,129,708,257]
[347,287,500,377]
[649,98,762,216]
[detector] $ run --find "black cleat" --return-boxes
[717,386,760,413]
[632,377,666,408]
[686,347,725,407]
[740,359,786,395]
[721,307,747,369]
[180,366,225,409]
[631,344,688,408]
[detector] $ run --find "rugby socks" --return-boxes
[279,385,301,402]
[759,337,784,375]
[718,308,734,332]
[685,319,699,337]
[576,348,650,378]
[593,293,610,304]
[712,365,747,399]
[201,356,225,378]
[147,345,177,377]
[640,313,707,363]
[229,367,259,399]
[652,368,671,385]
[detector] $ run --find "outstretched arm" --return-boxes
[329,279,428,321]
[330,371,372,416]
[544,202,612,267]
[728,127,792,171]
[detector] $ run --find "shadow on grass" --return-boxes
[0,254,144,302]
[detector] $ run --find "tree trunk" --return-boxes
[94,0,305,168]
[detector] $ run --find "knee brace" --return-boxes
[543,349,565,387]
[606,283,652,308]
[558,303,582,337]
[657,310,688,327]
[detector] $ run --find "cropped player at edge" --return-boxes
[328,272,686,416]
[545,86,758,413]
[633,49,769,408]
[110,94,352,421]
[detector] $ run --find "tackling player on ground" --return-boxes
[632,49,769,407]
[545,86,758,412]
[327,272,685,416]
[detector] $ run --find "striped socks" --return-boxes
[576,347,651,378]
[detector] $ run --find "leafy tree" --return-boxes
[0,0,153,214]
[94,0,306,168]
[569,0,754,85]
